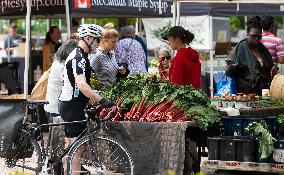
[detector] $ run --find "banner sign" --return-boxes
[72,0,172,17]
[0,0,65,17]
[142,16,211,50]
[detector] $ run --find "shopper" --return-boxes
[155,45,171,80]
[43,40,77,175]
[226,16,273,95]
[59,24,116,175]
[89,23,128,89]
[164,26,201,88]
[261,15,284,75]
[115,25,147,75]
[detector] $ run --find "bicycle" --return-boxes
[4,99,134,175]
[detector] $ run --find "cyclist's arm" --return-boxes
[75,74,102,103]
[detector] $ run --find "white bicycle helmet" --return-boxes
[77,24,103,38]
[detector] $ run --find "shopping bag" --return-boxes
[29,68,50,100]
[215,76,237,96]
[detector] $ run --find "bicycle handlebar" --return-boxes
[85,105,116,122]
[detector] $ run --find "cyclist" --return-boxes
[59,24,116,175]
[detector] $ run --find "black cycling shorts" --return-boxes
[58,100,86,138]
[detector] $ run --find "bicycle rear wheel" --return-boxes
[0,130,42,175]
[66,135,134,175]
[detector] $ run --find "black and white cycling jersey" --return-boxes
[59,47,91,103]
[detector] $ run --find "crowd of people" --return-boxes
[2,14,284,174]
[40,21,200,174]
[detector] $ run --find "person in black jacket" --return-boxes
[226,16,273,95]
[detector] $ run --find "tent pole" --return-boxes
[209,15,214,97]
[24,0,31,98]
[173,0,177,26]
[177,1,180,26]
[7,20,11,62]
[65,0,71,39]
[135,18,139,35]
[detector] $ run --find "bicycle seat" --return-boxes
[27,100,49,105]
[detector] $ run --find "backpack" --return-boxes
[0,99,26,158]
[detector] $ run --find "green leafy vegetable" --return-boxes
[245,121,276,159]
[103,73,220,130]
[261,99,284,107]
[152,21,172,41]
[277,114,284,125]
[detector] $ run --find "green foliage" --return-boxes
[245,120,276,159]
[152,21,172,41]
[261,99,284,107]
[277,114,284,125]
[90,73,102,90]
[103,74,220,130]
[150,58,158,67]
[229,16,245,36]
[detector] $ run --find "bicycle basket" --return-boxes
[0,99,26,159]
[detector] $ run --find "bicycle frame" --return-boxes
[20,101,115,174]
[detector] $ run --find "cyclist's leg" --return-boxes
[59,100,87,175]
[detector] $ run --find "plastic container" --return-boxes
[220,116,278,137]
[208,136,257,162]
[273,140,284,163]
[33,65,42,83]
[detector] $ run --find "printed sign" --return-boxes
[142,16,211,50]
[72,0,172,17]
[0,0,65,16]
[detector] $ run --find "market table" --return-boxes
[103,121,196,175]
[239,106,284,116]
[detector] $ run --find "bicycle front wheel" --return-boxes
[66,135,134,175]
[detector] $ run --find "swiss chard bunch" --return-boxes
[245,120,276,159]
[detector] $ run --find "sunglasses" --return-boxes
[249,34,262,40]
[159,56,171,61]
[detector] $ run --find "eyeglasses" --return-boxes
[249,34,262,40]
[159,56,171,61]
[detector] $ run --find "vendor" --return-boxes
[164,26,201,88]
[43,26,62,71]
[226,16,273,95]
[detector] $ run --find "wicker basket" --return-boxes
[270,74,284,101]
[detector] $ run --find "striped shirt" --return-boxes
[261,32,284,64]
[89,49,119,89]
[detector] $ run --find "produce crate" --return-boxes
[208,136,257,162]
[220,116,278,137]
[273,140,284,163]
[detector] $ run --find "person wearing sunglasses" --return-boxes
[226,16,273,95]
[261,15,284,75]
[155,45,171,80]
[163,26,201,88]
